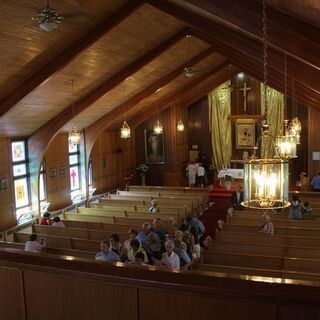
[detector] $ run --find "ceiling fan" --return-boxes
[182,34,208,78]
[32,0,64,32]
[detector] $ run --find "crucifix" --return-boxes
[71,169,77,187]
[240,82,251,113]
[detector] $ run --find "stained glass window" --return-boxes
[68,144,81,201]
[12,141,26,162]
[11,140,31,220]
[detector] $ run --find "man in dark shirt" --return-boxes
[231,185,244,210]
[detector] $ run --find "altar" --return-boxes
[217,168,244,189]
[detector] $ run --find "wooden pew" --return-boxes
[63,212,114,224]
[76,207,180,221]
[192,263,282,278]
[106,194,195,209]
[14,232,100,252]
[0,240,95,259]
[89,202,187,214]
[61,220,138,233]
[128,185,208,194]
[202,251,283,269]
[32,225,128,241]
[230,210,320,220]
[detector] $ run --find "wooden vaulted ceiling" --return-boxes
[0,0,319,138]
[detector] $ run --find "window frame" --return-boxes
[68,144,81,200]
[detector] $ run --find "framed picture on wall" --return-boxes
[49,167,56,179]
[144,129,165,164]
[235,120,255,149]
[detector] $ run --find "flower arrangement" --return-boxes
[138,164,149,175]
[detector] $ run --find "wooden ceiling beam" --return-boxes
[184,0,320,69]
[189,28,320,110]
[0,0,143,118]
[85,47,217,155]
[28,28,190,163]
[130,61,232,129]
[146,0,320,94]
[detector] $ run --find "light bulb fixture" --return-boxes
[177,119,185,132]
[242,0,289,210]
[68,125,81,146]
[276,120,297,159]
[288,117,301,144]
[154,119,163,134]
[120,121,131,139]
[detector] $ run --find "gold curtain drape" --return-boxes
[260,84,284,158]
[208,81,232,171]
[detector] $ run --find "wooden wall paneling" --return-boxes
[44,133,71,211]
[278,304,320,320]
[308,108,320,180]
[147,0,320,96]
[91,131,117,193]
[138,288,277,320]
[0,267,26,319]
[23,271,138,320]
[0,138,15,230]
[0,0,143,118]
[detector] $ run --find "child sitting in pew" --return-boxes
[148,199,160,213]
[302,201,312,215]
[259,214,274,235]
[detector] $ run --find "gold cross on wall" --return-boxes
[240,82,251,113]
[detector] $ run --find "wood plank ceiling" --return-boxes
[0,0,318,138]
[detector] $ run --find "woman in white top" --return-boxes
[197,163,206,188]
[24,234,46,253]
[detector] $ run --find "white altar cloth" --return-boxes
[217,168,244,179]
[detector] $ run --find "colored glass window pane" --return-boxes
[13,164,27,177]
[70,166,80,191]
[12,141,26,162]
[14,178,29,208]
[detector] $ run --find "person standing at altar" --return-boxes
[186,161,196,187]
[231,185,244,211]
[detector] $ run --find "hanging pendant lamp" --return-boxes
[153,119,163,134]
[242,0,289,210]
[68,80,81,147]
[177,119,185,132]
[120,120,131,139]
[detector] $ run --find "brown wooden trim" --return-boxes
[130,61,231,129]
[184,0,320,69]
[146,0,320,96]
[0,0,143,118]
[85,47,216,158]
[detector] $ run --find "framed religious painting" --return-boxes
[144,129,165,164]
[235,119,255,149]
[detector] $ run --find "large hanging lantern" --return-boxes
[68,125,81,146]
[242,129,290,210]
[153,119,163,134]
[120,120,131,139]
[177,119,184,132]
[242,0,289,210]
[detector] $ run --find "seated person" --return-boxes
[24,234,46,253]
[148,199,159,213]
[259,214,274,235]
[185,214,205,239]
[123,229,138,252]
[151,218,167,243]
[95,240,120,262]
[302,201,312,215]
[311,172,320,192]
[52,216,65,228]
[289,194,302,220]
[109,233,123,258]
[40,212,51,225]
[174,230,191,267]
[295,172,309,191]
[126,239,148,264]
[231,185,244,211]
[136,223,161,260]
[158,240,180,270]
[133,252,148,266]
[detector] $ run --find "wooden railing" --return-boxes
[0,248,320,320]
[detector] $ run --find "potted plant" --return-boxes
[223,174,234,190]
[138,164,149,186]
